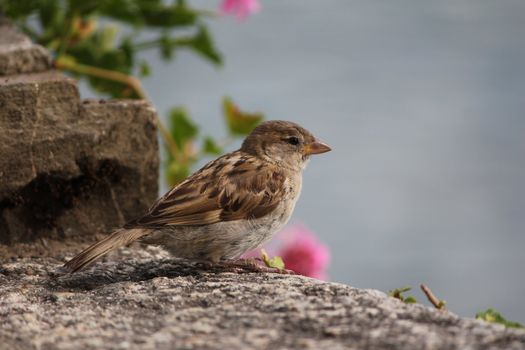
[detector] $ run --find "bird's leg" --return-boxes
[215,258,296,275]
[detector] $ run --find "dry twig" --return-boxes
[420,284,446,310]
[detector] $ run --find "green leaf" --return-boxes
[99,25,118,51]
[96,0,197,28]
[168,107,199,149]
[203,136,223,155]
[160,34,176,60]
[404,296,417,304]
[38,0,60,28]
[138,60,151,77]
[159,25,221,64]
[387,286,412,299]
[223,97,263,136]
[387,286,417,304]
[261,249,285,271]
[2,0,41,18]
[184,25,222,65]
[165,159,190,187]
[476,309,524,329]
[120,36,135,67]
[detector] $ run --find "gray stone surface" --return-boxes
[0,247,524,350]
[0,21,159,245]
[0,17,52,76]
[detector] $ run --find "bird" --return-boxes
[63,120,331,273]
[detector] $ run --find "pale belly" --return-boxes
[141,177,302,262]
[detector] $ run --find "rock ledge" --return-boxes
[1,248,524,350]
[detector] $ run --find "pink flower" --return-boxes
[219,0,261,20]
[279,225,330,279]
[243,224,331,279]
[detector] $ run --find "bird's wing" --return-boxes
[126,152,287,228]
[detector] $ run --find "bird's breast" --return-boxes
[244,173,302,243]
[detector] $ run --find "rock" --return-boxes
[0,18,52,76]
[0,248,524,350]
[0,20,159,245]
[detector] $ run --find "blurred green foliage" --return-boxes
[476,309,524,329]
[388,286,417,304]
[1,0,263,186]
[223,97,263,135]
[165,97,263,185]
[1,0,221,97]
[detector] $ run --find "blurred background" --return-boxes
[62,0,525,322]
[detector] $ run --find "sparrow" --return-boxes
[64,120,331,273]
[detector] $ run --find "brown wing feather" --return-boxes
[126,151,286,228]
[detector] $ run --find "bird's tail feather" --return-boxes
[63,228,148,273]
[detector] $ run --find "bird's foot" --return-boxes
[214,258,295,275]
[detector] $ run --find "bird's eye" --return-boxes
[286,136,300,146]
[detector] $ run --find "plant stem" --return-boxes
[132,37,189,51]
[132,38,164,51]
[158,122,184,164]
[55,57,147,98]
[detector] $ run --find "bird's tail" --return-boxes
[63,228,148,273]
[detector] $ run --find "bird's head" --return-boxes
[241,120,331,171]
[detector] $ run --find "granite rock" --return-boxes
[0,248,524,350]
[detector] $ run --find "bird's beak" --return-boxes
[303,139,332,155]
